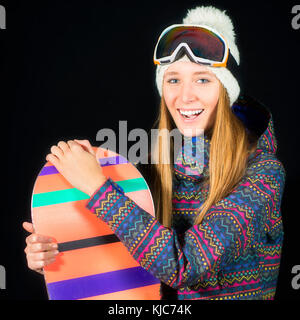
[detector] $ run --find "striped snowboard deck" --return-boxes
[31,147,160,300]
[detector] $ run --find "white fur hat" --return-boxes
[155,6,241,106]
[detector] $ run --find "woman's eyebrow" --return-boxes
[193,71,211,76]
[164,71,212,76]
[164,71,179,76]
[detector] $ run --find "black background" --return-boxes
[0,0,299,301]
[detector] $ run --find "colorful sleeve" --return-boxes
[86,157,285,289]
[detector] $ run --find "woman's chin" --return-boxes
[176,122,206,137]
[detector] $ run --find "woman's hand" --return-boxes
[23,222,59,275]
[46,139,107,196]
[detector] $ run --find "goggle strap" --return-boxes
[226,50,242,94]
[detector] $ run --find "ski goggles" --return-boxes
[153,24,230,67]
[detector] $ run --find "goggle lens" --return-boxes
[155,26,225,63]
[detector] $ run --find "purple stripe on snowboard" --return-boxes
[47,266,160,300]
[39,155,128,176]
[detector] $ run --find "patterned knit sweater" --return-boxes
[86,96,286,300]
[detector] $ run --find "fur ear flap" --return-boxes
[183,6,236,44]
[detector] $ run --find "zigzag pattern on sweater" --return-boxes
[138,227,172,270]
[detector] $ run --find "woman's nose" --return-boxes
[180,82,196,104]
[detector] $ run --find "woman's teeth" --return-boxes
[179,109,204,119]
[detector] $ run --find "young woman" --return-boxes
[23,6,286,300]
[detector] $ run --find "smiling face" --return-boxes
[162,60,220,136]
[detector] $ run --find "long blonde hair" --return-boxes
[152,85,257,227]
